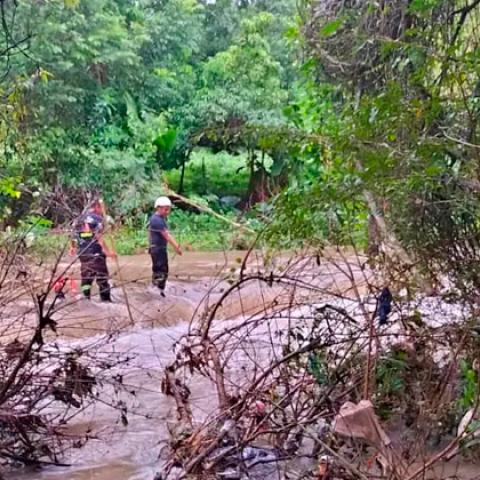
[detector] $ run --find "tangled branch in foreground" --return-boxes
[158,249,480,480]
[0,235,128,475]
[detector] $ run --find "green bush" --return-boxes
[113,210,256,254]
[20,210,258,258]
[164,149,250,198]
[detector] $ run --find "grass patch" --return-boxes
[19,210,258,258]
[29,232,70,259]
[112,210,256,255]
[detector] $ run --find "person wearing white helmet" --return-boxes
[148,196,182,295]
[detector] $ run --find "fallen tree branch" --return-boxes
[163,186,255,234]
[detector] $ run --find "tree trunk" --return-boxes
[367,213,380,258]
[362,186,412,265]
[178,155,187,194]
[201,156,207,195]
[242,150,272,209]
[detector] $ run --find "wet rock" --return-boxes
[220,196,241,208]
[214,446,280,480]
[242,446,279,467]
[154,465,185,480]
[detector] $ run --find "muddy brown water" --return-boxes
[5,251,284,480]
[5,251,479,480]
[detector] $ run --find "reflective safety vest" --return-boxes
[74,213,104,255]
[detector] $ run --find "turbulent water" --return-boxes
[7,251,275,480]
[5,251,480,480]
[10,324,197,480]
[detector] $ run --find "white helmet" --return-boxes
[155,196,172,208]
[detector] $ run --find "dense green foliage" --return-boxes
[267,0,480,290]
[3,0,480,285]
[0,0,296,226]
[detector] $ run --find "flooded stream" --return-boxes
[10,324,204,480]
[4,251,480,480]
[6,251,276,480]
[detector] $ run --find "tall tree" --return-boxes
[274,0,480,288]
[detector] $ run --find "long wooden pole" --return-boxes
[163,187,255,233]
[113,256,134,326]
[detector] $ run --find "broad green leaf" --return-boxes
[64,0,80,8]
[320,18,344,37]
[153,128,178,153]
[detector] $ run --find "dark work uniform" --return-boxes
[74,212,111,302]
[148,213,169,291]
